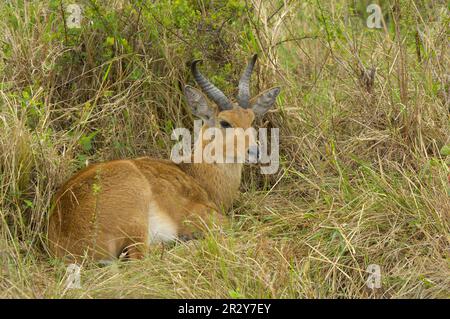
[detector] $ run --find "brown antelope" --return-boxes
[48,54,280,262]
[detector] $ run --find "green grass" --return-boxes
[0,0,449,298]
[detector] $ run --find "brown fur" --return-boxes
[48,107,257,262]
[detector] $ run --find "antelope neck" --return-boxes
[179,161,243,211]
[177,124,243,210]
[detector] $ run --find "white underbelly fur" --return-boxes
[147,202,177,244]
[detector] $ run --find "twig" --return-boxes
[59,0,69,45]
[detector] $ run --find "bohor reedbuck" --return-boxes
[48,54,281,261]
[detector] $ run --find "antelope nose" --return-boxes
[247,145,259,163]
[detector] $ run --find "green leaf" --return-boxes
[105,36,115,46]
[23,199,34,208]
[79,131,99,152]
[440,145,450,156]
[228,289,243,299]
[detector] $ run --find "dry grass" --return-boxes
[0,0,449,298]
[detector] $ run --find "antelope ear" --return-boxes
[250,87,281,117]
[184,85,216,126]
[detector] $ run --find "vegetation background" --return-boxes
[0,0,448,298]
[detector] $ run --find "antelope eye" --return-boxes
[220,120,232,128]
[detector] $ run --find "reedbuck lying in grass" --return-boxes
[48,55,280,261]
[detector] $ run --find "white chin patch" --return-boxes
[147,202,178,244]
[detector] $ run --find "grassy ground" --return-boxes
[0,0,449,298]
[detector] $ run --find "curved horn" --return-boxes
[237,54,258,108]
[191,60,232,110]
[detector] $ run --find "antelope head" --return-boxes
[184,54,280,163]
